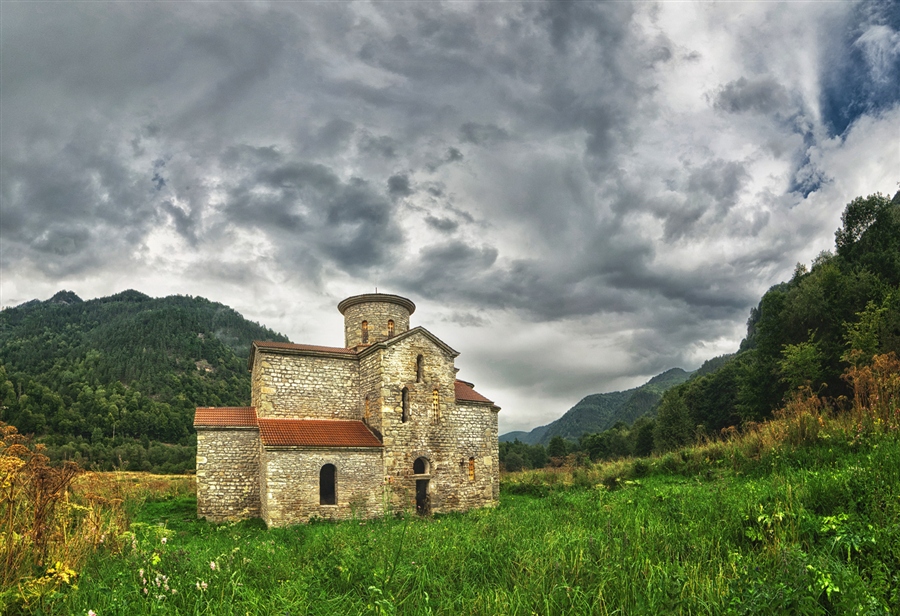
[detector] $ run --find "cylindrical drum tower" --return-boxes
[337,293,416,348]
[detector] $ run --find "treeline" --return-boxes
[653,191,899,452]
[501,191,900,471]
[500,418,656,471]
[0,290,289,472]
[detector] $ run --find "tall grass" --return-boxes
[1,424,192,613]
[40,436,900,615]
[2,354,898,614]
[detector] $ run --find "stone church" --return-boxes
[194,293,500,527]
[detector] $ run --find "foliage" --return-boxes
[3,353,899,614]
[502,368,691,445]
[0,290,289,473]
[18,412,900,615]
[499,439,548,471]
[0,429,192,614]
[1,423,81,589]
[653,191,900,450]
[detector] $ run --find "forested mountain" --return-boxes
[0,290,289,472]
[653,191,900,451]
[500,190,899,470]
[500,367,692,445]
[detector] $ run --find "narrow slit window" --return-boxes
[401,387,409,423]
[361,321,369,344]
[416,354,423,383]
[388,320,395,337]
[364,395,370,421]
[320,464,336,505]
[432,389,440,422]
[468,457,476,481]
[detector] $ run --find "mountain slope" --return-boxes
[0,290,289,471]
[501,368,692,445]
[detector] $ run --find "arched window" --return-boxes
[432,389,440,422]
[388,320,395,337]
[468,457,475,481]
[401,387,409,423]
[320,464,336,505]
[416,354,423,383]
[361,321,369,344]
[413,457,429,475]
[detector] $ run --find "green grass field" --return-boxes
[19,434,898,616]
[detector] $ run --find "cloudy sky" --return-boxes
[1,1,898,433]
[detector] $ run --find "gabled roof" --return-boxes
[194,407,258,428]
[454,380,495,405]
[258,418,383,448]
[358,326,459,359]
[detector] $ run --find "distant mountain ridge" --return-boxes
[500,368,693,445]
[0,289,289,472]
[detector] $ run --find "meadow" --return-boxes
[2,376,899,615]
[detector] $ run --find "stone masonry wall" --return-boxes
[376,333,473,514]
[252,351,360,419]
[454,400,500,505]
[261,447,384,526]
[359,348,385,436]
[343,301,410,348]
[196,428,260,522]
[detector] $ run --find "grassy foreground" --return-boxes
[7,434,899,615]
[2,364,899,615]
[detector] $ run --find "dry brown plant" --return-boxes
[843,352,900,434]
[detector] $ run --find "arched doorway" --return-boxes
[413,457,430,515]
[320,464,336,505]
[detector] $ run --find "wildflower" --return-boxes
[210,561,216,570]
[88,611,97,616]
[143,588,148,595]
[139,569,144,577]
[161,537,167,545]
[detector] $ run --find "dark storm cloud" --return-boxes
[387,174,414,198]
[0,122,161,277]
[539,1,634,52]
[459,122,509,146]
[2,1,894,430]
[358,133,399,159]
[160,200,199,246]
[443,311,489,327]
[303,119,356,156]
[425,216,458,232]
[425,148,465,172]
[714,77,790,115]
[223,155,403,272]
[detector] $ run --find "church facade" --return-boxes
[194,293,500,527]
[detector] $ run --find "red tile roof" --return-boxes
[258,418,382,448]
[455,380,494,404]
[194,407,258,427]
[253,341,356,355]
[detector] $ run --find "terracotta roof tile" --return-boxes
[455,380,494,404]
[253,341,356,355]
[258,418,382,448]
[194,407,258,427]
